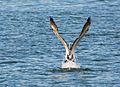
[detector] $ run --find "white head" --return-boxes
[68,42,72,49]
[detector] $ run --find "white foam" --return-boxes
[61,61,80,69]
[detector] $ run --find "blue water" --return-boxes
[0,0,120,87]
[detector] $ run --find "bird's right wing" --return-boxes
[50,17,69,52]
[70,17,91,51]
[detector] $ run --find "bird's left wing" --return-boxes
[50,17,69,52]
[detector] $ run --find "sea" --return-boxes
[0,0,120,87]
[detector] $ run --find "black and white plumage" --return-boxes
[50,16,91,68]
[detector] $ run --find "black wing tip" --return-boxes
[87,16,91,25]
[87,16,91,22]
[49,16,53,21]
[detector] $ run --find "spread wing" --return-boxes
[70,17,91,51]
[50,17,69,52]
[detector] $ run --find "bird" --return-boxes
[50,16,91,69]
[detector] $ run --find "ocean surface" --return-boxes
[0,0,120,87]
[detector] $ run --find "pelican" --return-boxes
[50,16,91,69]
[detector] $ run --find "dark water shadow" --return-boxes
[0,60,26,65]
[48,67,92,73]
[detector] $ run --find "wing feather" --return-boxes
[70,17,91,51]
[50,17,69,51]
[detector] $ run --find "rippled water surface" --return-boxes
[0,0,120,87]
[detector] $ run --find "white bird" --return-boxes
[50,16,91,69]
